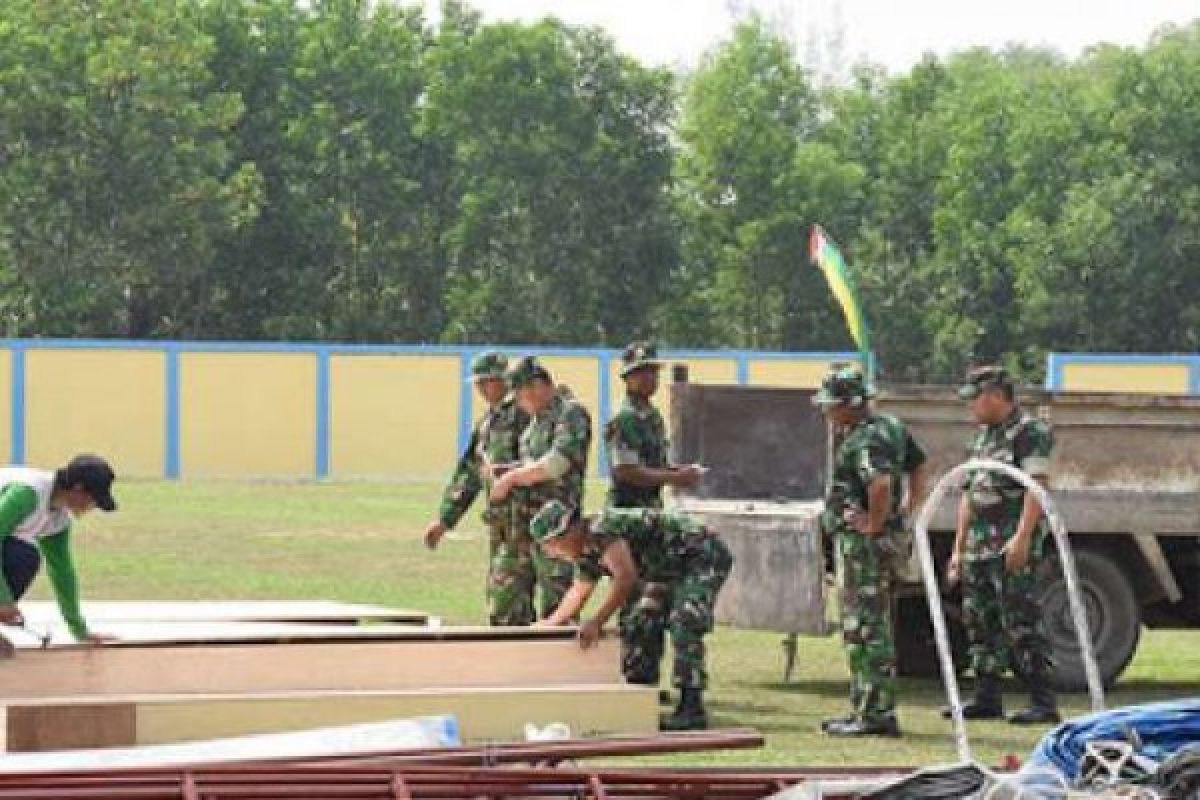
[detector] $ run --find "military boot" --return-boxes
[1008,670,1060,726]
[661,688,708,731]
[823,713,901,738]
[819,714,858,733]
[942,672,1004,720]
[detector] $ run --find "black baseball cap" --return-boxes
[64,454,117,512]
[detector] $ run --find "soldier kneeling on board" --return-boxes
[529,500,732,731]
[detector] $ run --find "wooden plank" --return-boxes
[4,622,592,649]
[0,717,459,770]
[5,703,135,752]
[2,637,623,699]
[17,601,430,626]
[4,686,657,752]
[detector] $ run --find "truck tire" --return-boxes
[1038,548,1141,691]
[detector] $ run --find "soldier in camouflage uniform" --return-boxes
[945,366,1060,726]
[815,366,927,738]
[424,351,537,626]
[529,499,732,731]
[489,356,591,618]
[605,342,704,694]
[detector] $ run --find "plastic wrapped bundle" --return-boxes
[1024,699,1200,783]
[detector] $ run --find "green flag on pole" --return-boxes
[809,224,875,382]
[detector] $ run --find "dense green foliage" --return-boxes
[1,1,1197,379]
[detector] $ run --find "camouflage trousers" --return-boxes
[620,534,733,690]
[834,530,897,721]
[962,545,1051,680]
[486,517,574,626]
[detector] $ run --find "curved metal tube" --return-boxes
[912,458,1105,763]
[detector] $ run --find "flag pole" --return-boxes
[809,224,876,386]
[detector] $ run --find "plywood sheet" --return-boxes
[17,601,430,626]
[0,717,458,770]
[5,622,588,649]
[2,637,623,699]
[5,686,656,751]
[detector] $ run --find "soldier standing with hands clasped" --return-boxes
[944,366,1060,726]
[815,366,927,738]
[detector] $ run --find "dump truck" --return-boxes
[669,374,1200,689]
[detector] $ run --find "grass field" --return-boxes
[30,480,1200,768]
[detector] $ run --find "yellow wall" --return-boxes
[13,347,1193,481]
[179,353,316,477]
[1060,363,1191,395]
[25,349,164,476]
[748,358,846,388]
[330,354,459,478]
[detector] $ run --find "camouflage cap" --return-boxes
[506,355,553,389]
[813,365,875,408]
[958,365,1013,400]
[468,351,508,383]
[529,500,576,543]
[619,341,664,378]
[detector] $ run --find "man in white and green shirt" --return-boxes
[0,454,118,654]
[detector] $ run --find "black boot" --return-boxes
[1008,670,1060,726]
[820,714,857,733]
[942,673,1004,720]
[658,690,672,707]
[661,688,707,731]
[823,713,901,738]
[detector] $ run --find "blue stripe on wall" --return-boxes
[315,349,331,479]
[10,345,25,465]
[597,352,613,477]
[164,346,181,479]
[6,339,1132,480]
[457,350,476,459]
[1045,353,1062,391]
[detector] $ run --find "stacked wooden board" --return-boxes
[1,602,656,753]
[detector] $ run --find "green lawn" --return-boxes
[32,480,1200,768]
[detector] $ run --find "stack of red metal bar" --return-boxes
[0,730,906,800]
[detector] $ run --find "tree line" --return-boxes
[1,0,1198,381]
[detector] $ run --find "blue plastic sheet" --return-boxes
[1025,698,1200,781]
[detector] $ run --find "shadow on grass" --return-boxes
[1107,680,1200,694]
[757,679,856,697]
[711,699,788,715]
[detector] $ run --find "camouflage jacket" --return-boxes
[963,408,1054,553]
[437,395,528,528]
[826,413,926,532]
[575,508,709,583]
[514,388,592,518]
[604,393,669,509]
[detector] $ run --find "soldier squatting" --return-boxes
[424,347,1062,737]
